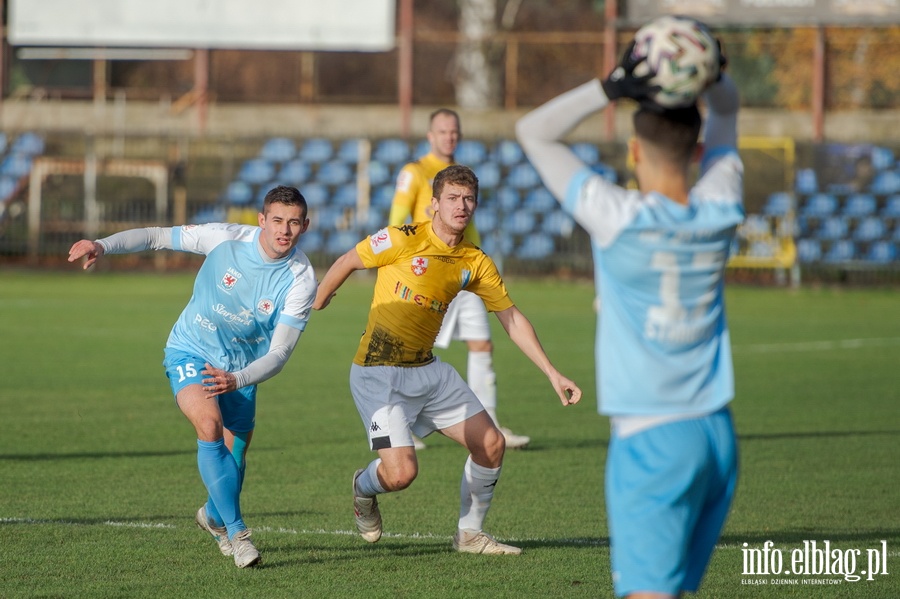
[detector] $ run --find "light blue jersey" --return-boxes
[563,151,744,416]
[166,223,316,371]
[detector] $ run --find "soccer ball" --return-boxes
[630,15,720,109]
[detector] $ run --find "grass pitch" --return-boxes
[1,270,898,598]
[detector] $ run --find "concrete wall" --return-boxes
[3,98,899,145]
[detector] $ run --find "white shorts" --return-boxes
[433,290,491,349]
[349,357,485,450]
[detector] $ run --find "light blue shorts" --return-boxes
[163,348,257,433]
[606,407,738,597]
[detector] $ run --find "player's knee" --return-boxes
[380,459,418,491]
[476,426,505,467]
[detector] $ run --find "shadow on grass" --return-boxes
[738,429,900,442]
[0,448,195,461]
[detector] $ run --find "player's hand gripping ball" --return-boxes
[629,15,722,109]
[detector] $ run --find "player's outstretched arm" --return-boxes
[494,305,582,406]
[68,239,106,270]
[313,247,366,310]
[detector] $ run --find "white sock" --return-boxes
[458,455,501,532]
[355,458,386,497]
[468,351,498,424]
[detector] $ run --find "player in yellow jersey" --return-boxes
[389,108,531,450]
[314,165,581,555]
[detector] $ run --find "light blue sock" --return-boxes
[355,458,386,497]
[204,433,249,528]
[196,438,246,539]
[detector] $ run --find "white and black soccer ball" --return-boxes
[630,15,720,109]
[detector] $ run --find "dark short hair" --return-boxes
[633,104,702,166]
[263,185,308,218]
[433,164,479,200]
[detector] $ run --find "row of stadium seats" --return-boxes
[199,136,613,261]
[0,132,45,221]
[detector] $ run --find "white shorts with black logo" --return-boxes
[349,357,485,450]
[433,290,491,349]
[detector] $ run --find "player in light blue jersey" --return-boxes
[517,42,741,597]
[68,185,317,568]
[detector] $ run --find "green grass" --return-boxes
[1,271,898,598]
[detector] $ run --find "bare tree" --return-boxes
[455,0,511,109]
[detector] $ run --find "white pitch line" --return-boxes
[733,337,900,354]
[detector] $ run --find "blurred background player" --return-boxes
[389,108,530,449]
[315,165,581,555]
[67,185,317,569]
[516,38,741,597]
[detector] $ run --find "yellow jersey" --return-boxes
[353,222,512,367]
[389,152,481,246]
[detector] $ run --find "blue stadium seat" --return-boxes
[300,230,324,252]
[332,183,358,208]
[870,170,900,195]
[326,230,360,254]
[881,195,900,219]
[503,211,536,235]
[192,206,228,224]
[238,158,276,185]
[301,182,329,207]
[370,185,396,209]
[852,217,886,242]
[494,140,524,166]
[515,233,555,260]
[506,163,541,190]
[0,175,17,199]
[797,239,822,263]
[815,216,849,241]
[316,160,353,186]
[260,137,297,163]
[337,139,362,164]
[570,143,600,165]
[795,168,818,195]
[10,132,44,157]
[494,186,521,211]
[368,161,392,187]
[591,162,618,183]
[475,208,498,231]
[747,241,775,259]
[355,207,387,232]
[801,193,838,218]
[843,193,877,219]
[278,159,312,186]
[373,139,410,165]
[763,192,794,217]
[865,241,897,264]
[823,240,856,263]
[871,146,895,171]
[316,206,347,230]
[479,233,514,257]
[413,140,430,159]
[0,154,33,179]
[474,162,501,188]
[741,215,771,238]
[456,140,488,165]
[299,138,334,164]
[541,210,575,237]
[224,181,254,205]
[524,187,557,211]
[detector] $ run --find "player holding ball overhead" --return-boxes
[517,16,741,598]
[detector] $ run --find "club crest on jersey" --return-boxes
[411,257,428,276]
[257,299,274,316]
[369,228,392,255]
[221,268,242,290]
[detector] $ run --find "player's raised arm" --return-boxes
[493,305,581,406]
[313,246,366,310]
